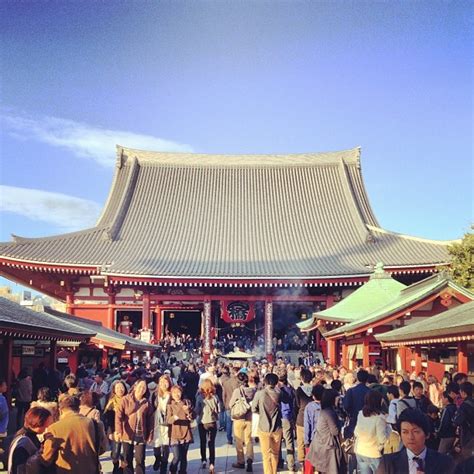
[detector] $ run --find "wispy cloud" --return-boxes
[0,185,102,232]
[1,109,193,167]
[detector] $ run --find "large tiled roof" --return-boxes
[0,146,452,279]
[44,308,156,352]
[324,274,474,338]
[0,297,95,341]
[375,300,474,343]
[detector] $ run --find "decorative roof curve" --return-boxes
[0,146,452,279]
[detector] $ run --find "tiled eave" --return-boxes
[0,326,90,342]
[380,333,473,347]
[0,258,98,275]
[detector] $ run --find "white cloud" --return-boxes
[1,109,193,167]
[0,185,102,232]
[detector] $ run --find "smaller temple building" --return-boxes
[376,300,474,380]
[301,264,473,372]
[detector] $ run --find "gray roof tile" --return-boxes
[0,146,451,278]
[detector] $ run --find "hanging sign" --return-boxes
[264,301,273,355]
[203,300,212,354]
[221,301,255,324]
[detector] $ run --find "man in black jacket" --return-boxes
[377,408,454,474]
[343,368,370,439]
[453,381,474,462]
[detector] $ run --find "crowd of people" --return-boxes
[0,353,473,474]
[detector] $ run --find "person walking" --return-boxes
[151,375,173,474]
[306,389,346,474]
[104,380,128,474]
[343,369,370,439]
[195,379,220,473]
[15,369,32,430]
[278,369,297,473]
[230,372,257,472]
[40,394,106,474]
[8,406,53,474]
[116,380,154,474]
[222,366,240,445]
[252,373,282,474]
[79,391,102,422]
[437,390,457,455]
[295,368,314,467]
[30,386,59,421]
[166,385,194,474]
[354,390,391,474]
[453,381,474,462]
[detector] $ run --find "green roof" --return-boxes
[324,272,474,338]
[375,300,474,343]
[314,263,406,323]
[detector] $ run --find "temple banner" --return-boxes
[220,301,255,324]
[203,300,212,354]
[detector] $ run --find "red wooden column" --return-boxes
[49,340,57,371]
[327,339,337,366]
[4,336,13,402]
[414,347,422,373]
[342,343,348,368]
[363,338,370,368]
[65,292,74,315]
[154,305,162,342]
[107,289,116,330]
[265,300,273,361]
[69,349,79,374]
[398,346,408,371]
[203,300,212,363]
[458,342,468,373]
[142,291,151,330]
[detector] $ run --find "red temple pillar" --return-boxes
[458,342,468,373]
[265,300,273,361]
[363,338,370,368]
[414,347,422,374]
[203,300,212,363]
[154,305,162,342]
[107,290,116,330]
[342,343,348,368]
[69,349,79,374]
[49,340,57,371]
[142,291,151,330]
[398,346,408,371]
[101,349,108,370]
[327,339,337,366]
[4,336,13,403]
[65,292,74,315]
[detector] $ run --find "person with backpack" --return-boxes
[195,379,220,473]
[277,368,297,473]
[453,381,474,462]
[413,381,433,414]
[396,381,417,420]
[252,373,282,474]
[304,384,325,448]
[229,372,257,472]
[8,406,52,474]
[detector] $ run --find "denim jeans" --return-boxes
[225,409,233,444]
[356,454,381,474]
[170,442,190,473]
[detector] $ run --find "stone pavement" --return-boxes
[100,429,295,474]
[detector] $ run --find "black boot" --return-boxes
[246,459,253,472]
[153,448,161,471]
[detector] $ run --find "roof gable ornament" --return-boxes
[370,262,392,280]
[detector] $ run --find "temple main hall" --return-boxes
[0,146,451,360]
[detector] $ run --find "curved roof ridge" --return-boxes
[367,225,459,245]
[337,159,373,241]
[6,226,104,244]
[116,144,362,167]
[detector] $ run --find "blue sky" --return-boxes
[0,0,472,265]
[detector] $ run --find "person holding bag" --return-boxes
[229,372,257,472]
[166,385,194,474]
[195,379,220,473]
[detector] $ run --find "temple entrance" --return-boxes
[164,310,201,337]
[116,310,142,337]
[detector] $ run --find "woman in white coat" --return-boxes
[354,390,391,474]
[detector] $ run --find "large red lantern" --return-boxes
[221,301,256,324]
